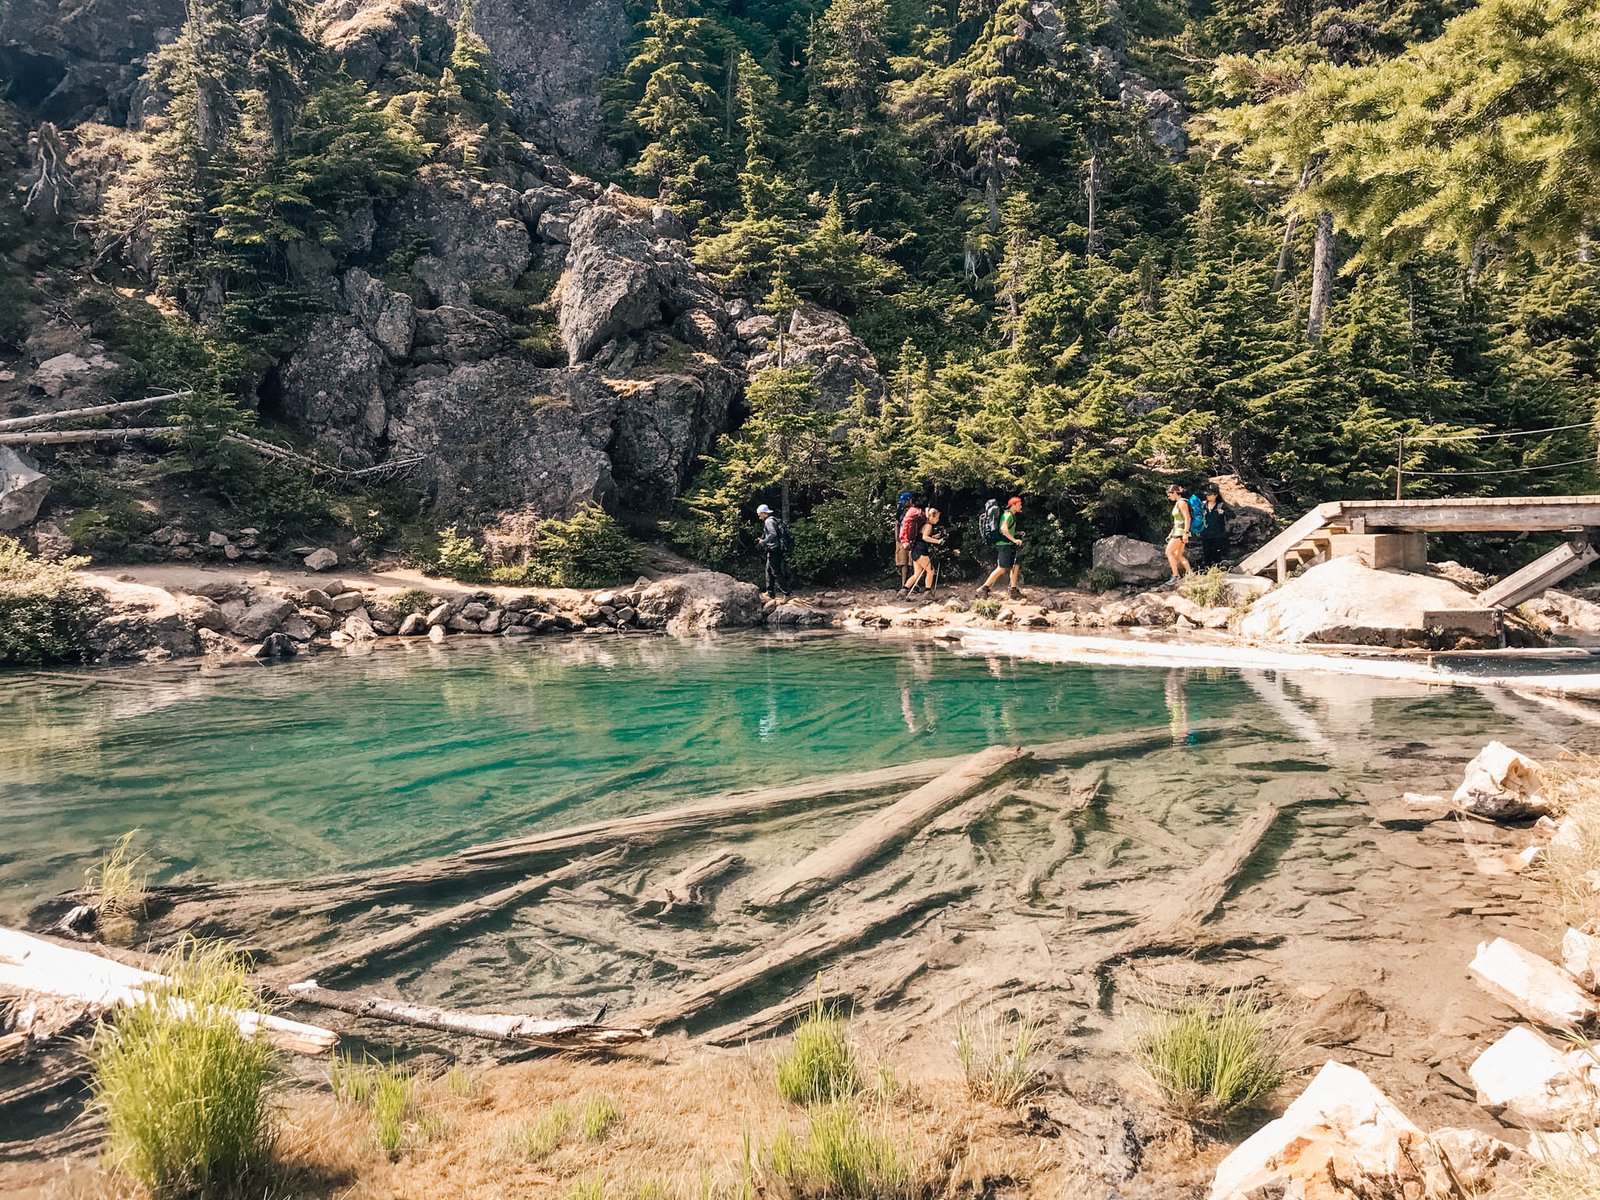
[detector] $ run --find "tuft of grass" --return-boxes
[955,1010,1041,1107]
[580,1094,623,1141]
[444,1061,479,1098]
[1513,1132,1600,1200]
[761,1104,918,1199]
[328,1054,434,1155]
[88,938,280,1199]
[566,1173,607,1200]
[85,829,149,919]
[1179,566,1228,608]
[1134,991,1289,1122]
[776,1001,860,1106]
[1536,753,1600,931]
[970,597,1002,617]
[501,1101,573,1161]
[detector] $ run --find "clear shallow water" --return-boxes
[0,632,1569,922]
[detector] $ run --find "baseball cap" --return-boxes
[757,504,773,516]
[897,491,912,504]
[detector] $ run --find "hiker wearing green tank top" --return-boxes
[975,496,1025,600]
[1163,483,1193,584]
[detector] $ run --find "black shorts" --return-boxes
[996,544,1017,569]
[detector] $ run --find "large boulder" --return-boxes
[75,576,202,663]
[635,571,762,635]
[1091,535,1167,584]
[1523,589,1600,634]
[390,169,532,293]
[1237,557,1491,647]
[608,365,740,511]
[746,304,884,412]
[1208,1061,1452,1200]
[559,205,662,364]
[271,314,390,466]
[0,447,50,530]
[1469,1025,1600,1130]
[1467,937,1599,1030]
[1453,741,1550,821]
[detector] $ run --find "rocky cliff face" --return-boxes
[269,160,756,520]
[0,0,184,123]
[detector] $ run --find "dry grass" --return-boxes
[954,1010,1041,1108]
[1499,1131,1600,1200]
[1536,753,1600,931]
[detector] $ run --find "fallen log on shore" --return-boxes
[0,928,336,1055]
[260,848,623,987]
[745,747,1029,909]
[1019,765,1107,901]
[622,883,972,1033]
[278,981,650,1049]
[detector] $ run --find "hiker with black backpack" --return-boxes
[975,496,1025,600]
[756,503,794,599]
[900,506,955,599]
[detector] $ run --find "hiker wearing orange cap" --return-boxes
[975,496,1025,600]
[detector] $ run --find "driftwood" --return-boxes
[633,850,746,918]
[0,391,191,432]
[261,848,624,987]
[705,985,855,1046]
[279,981,650,1049]
[746,746,1028,909]
[1079,801,1287,979]
[622,883,972,1033]
[0,928,336,1055]
[0,424,182,447]
[1019,765,1107,901]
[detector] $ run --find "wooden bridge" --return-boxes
[1238,496,1600,608]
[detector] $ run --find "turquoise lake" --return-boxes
[0,632,1573,923]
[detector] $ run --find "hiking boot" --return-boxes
[974,585,990,600]
[1009,587,1024,600]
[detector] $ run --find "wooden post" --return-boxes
[1395,434,1404,500]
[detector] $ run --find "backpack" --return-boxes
[979,501,1002,545]
[1187,493,1204,535]
[773,518,795,553]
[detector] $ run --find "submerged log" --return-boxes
[0,928,336,1055]
[704,985,856,1046]
[261,847,624,987]
[632,850,747,918]
[746,746,1028,909]
[1082,800,1287,978]
[279,981,650,1049]
[622,883,972,1033]
[1019,765,1107,901]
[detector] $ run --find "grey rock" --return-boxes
[614,605,638,626]
[234,596,297,640]
[559,206,664,363]
[398,612,428,637]
[175,594,229,633]
[303,548,339,572]
[0,448,50,530]
[341,269,415,360]
[207,530,230,548]
[393,170,531,288]
[280,616,316,641]
[223,543,243,561]
[297,588,333,609]
[274,315,390,467]
[427,623,447,643]
[342,613,377,641]
[1092,535,1169,584]
[746,304,884,412]
[250,632,299,660]
[301,608,336,633]
[329,591,366,613]
[447,614,481,632]
[479,608,504,633]
[461,601,491,621]
[425,602,452,626]
[635,571,762,635]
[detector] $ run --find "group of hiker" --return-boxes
[754,483,1230,601]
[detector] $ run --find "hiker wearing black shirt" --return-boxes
[756,503,793,599]
[1199,486,1230,568]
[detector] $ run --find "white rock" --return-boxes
[342,614,376,641]
[1238,556,1489,647]
[1427,1127,1525,1190]
[1453,741,1550,821]
[329,591,366,613]
[1562,928,1600,993]
[427,623,447,643]
[1469,937,1599,1030]
[0,447,50,531]
[303,547,339,572]
[1469,1025,1600,1130]
[1526,1128,1600,1166]
[1208,1061,1443,1200]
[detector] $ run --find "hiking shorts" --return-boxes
[894,543,913,567]
[996,544,1018,569]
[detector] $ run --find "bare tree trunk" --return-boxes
[1306,210,1335,343]
[1272,164,1311,290]
[1083,152,1101,261]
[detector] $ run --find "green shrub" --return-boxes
[762,1104,917,1199]
[789,485,895,581]
[971,597,1001,618]
[1179,566,1229,608]
[1084,566,1120,593]
[955,1011,1040,1107]
[775,1001,859,1106]
[88,939,280,1199]
[0,536,91,666]
[524,507,642,588]
[435,528,490,582]
[1134,992,1288,1121]
[390,588,435,615]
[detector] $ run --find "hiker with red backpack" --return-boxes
[894,492,923,590]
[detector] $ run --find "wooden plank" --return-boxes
[1480,539,1600,608]
[0,928,337,1055]
[745,746,1028,909]
[1239,502,1344,578]
[1345,496,1600,533]
[622,884,972,1032]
